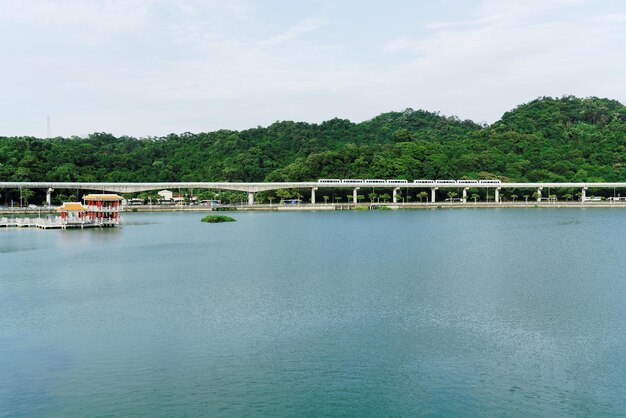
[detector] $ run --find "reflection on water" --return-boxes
[1,209,625,416]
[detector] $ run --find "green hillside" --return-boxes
[1,96,625,187]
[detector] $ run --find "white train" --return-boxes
[317,178,502,185]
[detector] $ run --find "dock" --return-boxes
[0,217,121,229]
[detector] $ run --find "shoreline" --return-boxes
[4,201,626,214]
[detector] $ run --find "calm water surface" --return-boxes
[1,209,626,417]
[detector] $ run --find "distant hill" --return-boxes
[1,96,625,186]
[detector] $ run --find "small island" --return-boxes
[201,215,236,223]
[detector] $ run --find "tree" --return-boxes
[368,192,378,203]
[511,194,518,202]
[21,188,34,206]
[323,195,329,204]
[563,193,572,201]
[357,194,365,202]
[417,191,428,202]
[446,191,458,201]
[275,189,293,201]
[471,193,479,203]
[380,193,391,202]
[196,190,217,201]
[54,194,68,205]
[391,128,412,143]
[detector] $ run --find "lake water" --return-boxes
[1,209,625,417]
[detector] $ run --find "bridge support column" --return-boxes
[431,187,438,203]
[581,186,587,202]
[392,188,400,203]
[46,188,54,207]
[536,187,543,202]
[462,188,468,203]
[495,187,501,203]
[311,187,317,204]
[248,192,254,206]
[353,187,360,204]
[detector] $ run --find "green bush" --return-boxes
[201,215,236,223]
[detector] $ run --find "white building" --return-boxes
[158,190,173,204]
[158,190,173,200]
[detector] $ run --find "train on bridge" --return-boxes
[318,179,502,185]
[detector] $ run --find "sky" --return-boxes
[1,0,625,138]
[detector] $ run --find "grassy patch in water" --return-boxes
[201,215,236,223]
[353,205,370,210]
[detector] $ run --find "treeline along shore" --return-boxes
[1,96,625,205]
[5,201,626,216]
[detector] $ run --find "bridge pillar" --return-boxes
[311,187,317,204]
[581,186,587,202]
[536,187,543,202]
[353,187,360,204]
[248,192,254,206]
[462,187,468,203]
[46,188,54,207]
[495,187,501,203]
[392,188,400,203]
[431,187,438,203]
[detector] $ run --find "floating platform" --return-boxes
[0,217,120,229]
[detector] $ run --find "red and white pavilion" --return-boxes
[82,194,123,225]
[56,194,123,227]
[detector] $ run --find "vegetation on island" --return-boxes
[1,96,626,204]
[201,215,236,223]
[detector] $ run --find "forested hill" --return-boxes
[1,96,625,183]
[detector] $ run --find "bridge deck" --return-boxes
[3,181,626,194]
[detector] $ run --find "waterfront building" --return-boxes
[158,190,174,204]
[0,194,123,229]
[56,202,88,223]
[126,198,144,206]
[82,194,123,226]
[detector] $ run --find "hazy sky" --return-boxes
[1,0,625,137]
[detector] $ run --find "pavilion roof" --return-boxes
[83,194,123,201]
[56,202,87,212]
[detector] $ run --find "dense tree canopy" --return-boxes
[1,96,625,185]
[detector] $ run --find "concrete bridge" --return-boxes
[2,181,626,205]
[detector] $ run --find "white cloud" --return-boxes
[261,17,328,47]
[0,0,624,137]
[377,0,626,122]
[0,0,155,39]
